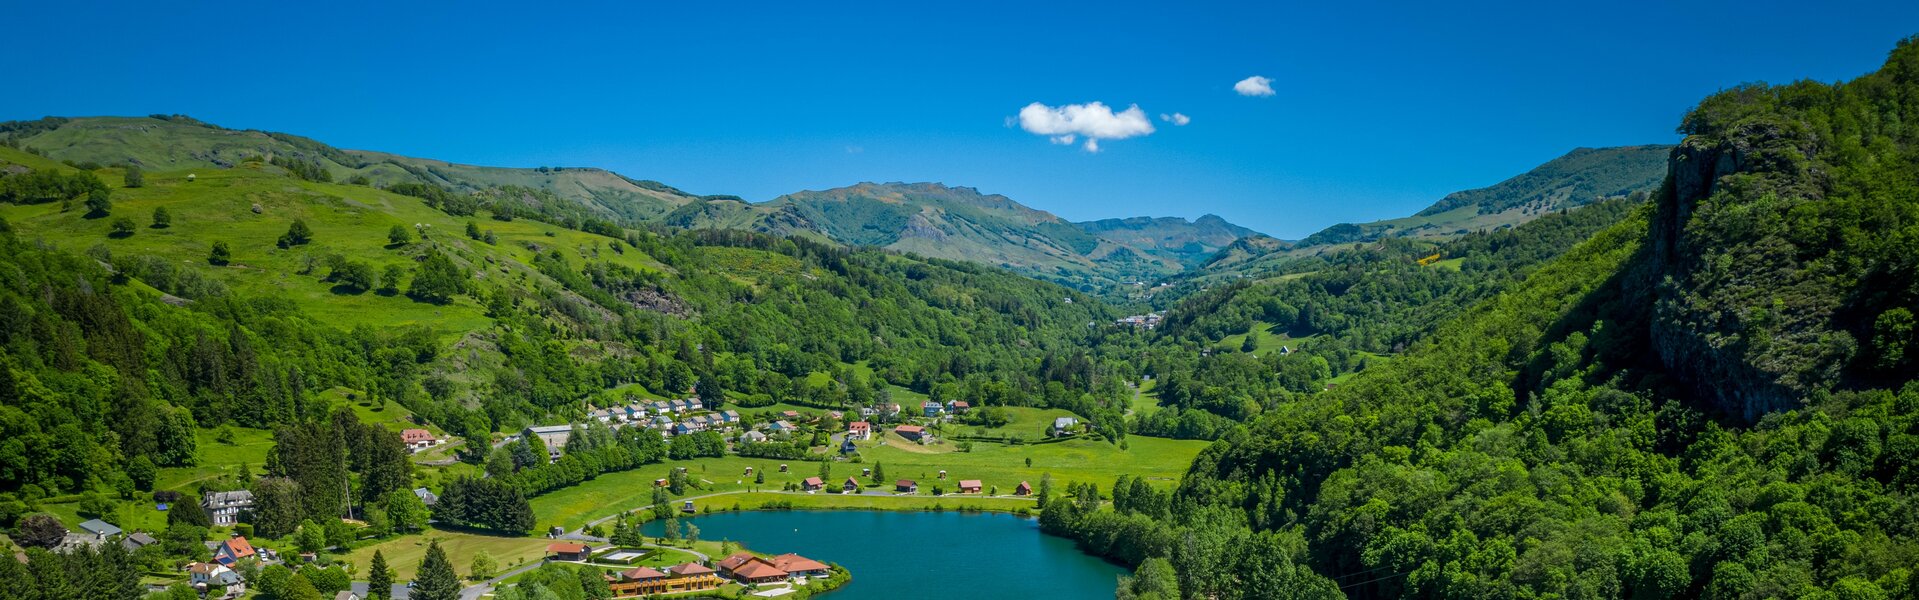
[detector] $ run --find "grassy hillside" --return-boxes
[1293,145,1671,248]
[7,115,701,223]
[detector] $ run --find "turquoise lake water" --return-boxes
[640,510,1125,598]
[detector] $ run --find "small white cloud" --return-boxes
[1234,75,1275,97]
[1017,101,1155,151]
[845,145,864,154]
[1159,112,1191,126]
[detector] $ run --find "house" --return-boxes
[670,399,689,413]
[846,421,871,440]
[609,566,670,597]
[213,537,256,565]
[922,401,943,417]
[801,477,824,492]
[827,410,844,421]
[1052,417,1079,436]
[858,406,878,418]
[881,403,902,418]
[664,563,721,592]
[401,429,439,451]
[202,490,254,526]
[334,592,361,600]
[685,397,704,410]
[894,424,926,441]
[720,410,741,423]
[720,553,789,584]
[958,479,983,494]
[523,425,574,455]
[412,487,439,507]
[896,480,918,493]
[672,423,693,437]
[843,477,861,493]
[740,430,768,443]
[547,542,593,561]
[947,400,971,414]
[770,553,831,578]
[768,420,797,434]
[780,410,802,420]
[1015,481,1033,496]
[840,438,859,454]
[121,532,158,552]
[188,562,243,590]
[77,519,122,540]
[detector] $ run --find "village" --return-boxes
[56,391,1098,598]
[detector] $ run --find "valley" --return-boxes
[0,27,1916,600]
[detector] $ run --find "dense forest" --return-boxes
[1052,36,1919,600]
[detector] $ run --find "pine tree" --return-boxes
[209,241,231,265]
[413,541,461,600]
[368,551,393,600]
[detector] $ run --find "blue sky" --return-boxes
[5,1,1914,238]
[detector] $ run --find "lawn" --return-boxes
[528,433,1205,532]
[155,426,275,492]
[344,527,553,581]
[1128,378,1162,416]
[1213,321,1306,353]
[945,406,1079,440]
[704,492,1037,514]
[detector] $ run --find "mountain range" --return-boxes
[2,115,1671,291]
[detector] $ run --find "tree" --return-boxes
[84,188,112,217]
[252,476,306,538]
[16,514,66,549]
[466,221,482,240]
[209,240,231,265]
[871,462,884,484]
[579,565,613,600]
[469,551,497,581]
[168,497,211,528]
[150,206,171,228]
[324,518,355,548]
[109,217,136,237]
[282,573,325,600]
[388,224,411,246]
[408,251,467,304]
[385,489,430,534]
[413,541,461,600]
[368,550,394,600]
[126,456,156,490]
[333,260,376,291]
[123,165,144,188]
[380,264,406,294]
[279,219,313,248]
[294,519,327,554]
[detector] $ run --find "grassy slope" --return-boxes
[0,164,662,333]
[529,434,1206,532]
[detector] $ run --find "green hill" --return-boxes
[1293,144,1671,248]
[5,115,702,223]
[8,117,1266,292]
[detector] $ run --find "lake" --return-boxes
[641,510,1126,598]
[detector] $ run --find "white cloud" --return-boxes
[1234,75,1275,97]
[1159,112,1191,126]
[1017,101,1155,151]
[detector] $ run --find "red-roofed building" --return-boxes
[843,477,861,492]
[213,536,255,565]
[847,421,872,440]
[896,479,918,493]
[894,424,925,441]
[947,400,971,413]
[609,566,668,596]
[546,542,592,561]
[718,553,789,584]
[771,553,831,578]
[801,476,824,491]
[1015,481,1033,496]
[958,479,983,494]
[665,563,721,592]
[401,429,439,451]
